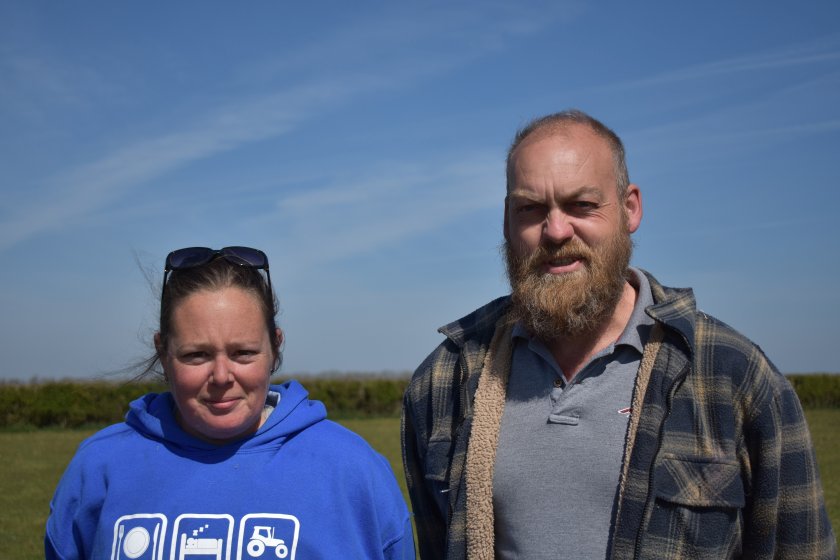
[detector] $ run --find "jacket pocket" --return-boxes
[424,439,454,521]
[654,455,745,508]
[424,439,453,483]
[642,456,745,558]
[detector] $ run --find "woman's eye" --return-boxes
[181,352,207,363]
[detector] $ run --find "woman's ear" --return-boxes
[154,332,164,357]
[154,332,170,383]
[271,328,284,373]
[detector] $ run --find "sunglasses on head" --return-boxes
[162,246,272,300]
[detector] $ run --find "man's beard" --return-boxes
[504,228,633,341]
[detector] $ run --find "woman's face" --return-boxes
[159,286,279,445]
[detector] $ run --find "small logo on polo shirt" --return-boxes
[617,407,631,415]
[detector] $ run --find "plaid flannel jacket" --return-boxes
[402,270,836,559]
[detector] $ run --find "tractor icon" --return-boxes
[247,526,289,558]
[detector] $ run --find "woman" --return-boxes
[46,246,415,560]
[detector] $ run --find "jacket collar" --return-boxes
[438,295,511,347]
[642,269,697,359]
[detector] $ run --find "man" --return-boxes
[401,110,835,559]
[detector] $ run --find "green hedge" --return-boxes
[0,376,409,429]
[0,381,166,429]
[0,373,836,429]
[299,377,408,418]
[786,374,840,409]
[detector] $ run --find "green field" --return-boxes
[3,412,838,559]
[804,409,840,529]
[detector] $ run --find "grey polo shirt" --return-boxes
[493,268,655,559]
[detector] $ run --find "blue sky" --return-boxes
[1,1,839,381]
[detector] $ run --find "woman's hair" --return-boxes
[138,258,281,379]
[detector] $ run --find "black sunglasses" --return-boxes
[162,246,272,301]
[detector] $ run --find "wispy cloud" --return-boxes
[0,77,379,250]
[612,39,840,167]
[234,2,579,93]
[597,34,840,92]
[0,4,571,252]
[0,47,115,123]
[266,152,501,267]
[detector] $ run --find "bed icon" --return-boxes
[171,514,233,560]
[179,533,223,560]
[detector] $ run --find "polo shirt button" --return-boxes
[553,378,563,388]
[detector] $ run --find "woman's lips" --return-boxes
[204,397,240,412]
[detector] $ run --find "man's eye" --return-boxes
[516,204,540,213]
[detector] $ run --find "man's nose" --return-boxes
[544,209,574,244]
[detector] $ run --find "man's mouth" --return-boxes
[546,256,580,267]
[539,254,585,275]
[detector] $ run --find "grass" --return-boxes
[340,417,408,499]
[804,409,839,527]
[4,412,838,559]
[1,429,98,560]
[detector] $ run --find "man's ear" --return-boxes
[624,184,642,233]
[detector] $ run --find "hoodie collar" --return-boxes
[125,380,326,453]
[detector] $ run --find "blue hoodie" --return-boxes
[46,381,415,560]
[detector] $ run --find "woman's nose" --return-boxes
[210,356,234,384]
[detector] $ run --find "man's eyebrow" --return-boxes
[507,190,542,202]
[568,185,605,199]
[508,186,605,201]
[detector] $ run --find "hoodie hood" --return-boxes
[125,380,326,453]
